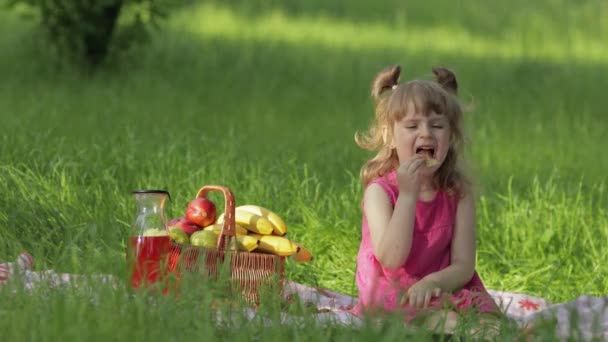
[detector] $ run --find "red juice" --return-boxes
[127,235,171,289]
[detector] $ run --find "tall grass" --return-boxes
[0,0,606,340]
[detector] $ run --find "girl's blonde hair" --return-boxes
[355,65,470,196]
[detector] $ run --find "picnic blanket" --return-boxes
[2,252,607,340]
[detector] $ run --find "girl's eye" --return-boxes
[432,125,444,129]
[406,126,417,129]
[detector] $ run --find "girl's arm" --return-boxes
[423,192,477,292]
[364,183,417,270]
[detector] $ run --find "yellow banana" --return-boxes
[234,235,260,252]
[204,223,248,236]
[249,234,299,256]
[236,205,287,236]
[292,243,313,262]
[217,211,274,235]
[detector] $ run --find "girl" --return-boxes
[351,64,502,334]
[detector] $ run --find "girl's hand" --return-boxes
[396,155,426,196]
[401,278,442,308]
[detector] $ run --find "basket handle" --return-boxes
[195,185,235,250]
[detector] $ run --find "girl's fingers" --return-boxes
[423,292,433,308]
[415,293,425,308]
[405,288,443,308]
[406,157,425,174]
[409,292,417,307]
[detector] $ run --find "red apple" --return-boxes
[167,216,201,237]
[185,197,217,228]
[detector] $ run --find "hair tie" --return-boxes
[392,84,398,90]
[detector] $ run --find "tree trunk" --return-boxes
[82,0,123,66]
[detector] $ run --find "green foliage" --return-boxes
[4,0,177,67]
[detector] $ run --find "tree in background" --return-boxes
[5,0,178,68]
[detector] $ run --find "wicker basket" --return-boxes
[168,185,285,303]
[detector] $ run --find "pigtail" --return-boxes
[355,65,402,186]
[371,65,401,102]
[357,64,402,151]
[432,67,458,95]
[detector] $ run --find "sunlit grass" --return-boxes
[476,175,608,300]
[0,0,607,340]
[176,3,607,64]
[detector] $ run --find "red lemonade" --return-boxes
[128,235,171,289]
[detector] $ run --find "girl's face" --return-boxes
[392,103,452,175]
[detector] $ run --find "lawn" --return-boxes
[0,0,606,340]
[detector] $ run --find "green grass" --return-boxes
[1,0,607,340]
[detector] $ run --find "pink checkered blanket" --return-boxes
[2,252,606,340]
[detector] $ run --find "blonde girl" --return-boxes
[352,65,502,335]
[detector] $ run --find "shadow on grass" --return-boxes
[1,3,607,188]
[114,27,607,189]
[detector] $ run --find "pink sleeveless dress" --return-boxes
[351,170,499,320]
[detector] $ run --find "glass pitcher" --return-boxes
[127,190,171,289]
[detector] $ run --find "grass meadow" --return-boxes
[1,0,607,340]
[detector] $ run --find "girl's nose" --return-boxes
[419,123,432,137]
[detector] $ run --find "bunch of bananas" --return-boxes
[182,205,312,263]
[220,205,312,263]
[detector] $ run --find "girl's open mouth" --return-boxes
[415,147,435,159]
[416,147,439,166]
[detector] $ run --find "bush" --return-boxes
[5,0,176,68]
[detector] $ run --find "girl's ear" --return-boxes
[432,67,458,95]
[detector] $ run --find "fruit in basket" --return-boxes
[204,223,248,236]
[234,235,260,252]
[292,242,313,262]
[142,228,169,237]
[168,216,201,237]
[186,197,217,227]
[217,211,274,235]
[190,230,219,248]
[236,205,288,236]
[168,227,189,244]
[249,234,299,256]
